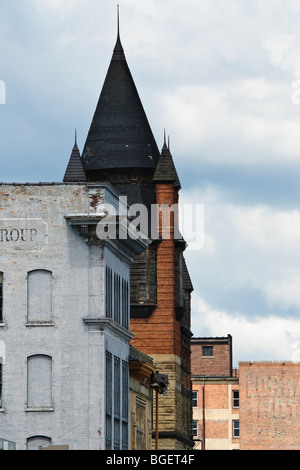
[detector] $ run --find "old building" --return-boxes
[65,21,194,449]
[239,362,300,450]
[0,182,148,450]
[129,346,155,450]
[0,16,193,450]
[191,336,239,450]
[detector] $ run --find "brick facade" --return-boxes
[130,181,193,449]
[239,362,300,450]
[191,336,233,377]
[191,336,239,450]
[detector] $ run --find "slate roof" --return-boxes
[153,143,181,189]
[81,33,160,173]
[63,140,86,182]
[182,258,194,292]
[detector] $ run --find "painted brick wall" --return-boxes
[239,362,300,450]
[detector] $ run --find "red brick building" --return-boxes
[191,336,239,450]
[239,362,300,450]
[65,19,194,450]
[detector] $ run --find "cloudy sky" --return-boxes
[1,0,300,365]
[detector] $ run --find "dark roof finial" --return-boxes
[163,129,168,150]
[113,4,124,59]
[75,129,78,147]
[117,4,120,39]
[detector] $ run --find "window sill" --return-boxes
[25,407,54,412]
[25,322,55,327]
[0,323,5,327]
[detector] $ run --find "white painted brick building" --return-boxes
[0,182,148,450]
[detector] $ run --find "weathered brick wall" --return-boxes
[239,362,300,450]
[191,338,232,377]
[130,182,193,449]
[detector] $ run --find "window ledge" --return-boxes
[25,407,54,412]
[0,323,5,328]
[25,322,55,327]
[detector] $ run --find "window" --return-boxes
[233,420,239,438]
[233,390,239,408]
[27,270,53,324]
[192,390,198,407]
[114,357,121,450]
[0,363,2,407]
[106,267,112,319]
[27,436,51,450]
[202,345,213,357]
[105,352,129,450]
[105,351,113,450]
[192,420,198,437]
[122,279,129,330]
[0,272,3,322]
[27,355,52,409]
[122,361,129,450]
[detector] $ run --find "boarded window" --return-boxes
[0,363,2,407]
[27,436,51,450]
[27,355,52,408]
[27,270,52,323]
[0,272,3,322]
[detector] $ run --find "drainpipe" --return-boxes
[155,388,159,450]
[202,382,205,451]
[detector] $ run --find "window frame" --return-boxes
[26,269,53,326]
[192,420,199,437]
[232,419,240,438]
[192,390,198,407]
[26,354,53,411]
[202,345,213,357]
[232,390,239,408]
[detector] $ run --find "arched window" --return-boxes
[27,355,52,409]
[26,436,52,450]
[27,270,52,324]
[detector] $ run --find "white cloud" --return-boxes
[157,77,300,166]
[182,185,300,314]
[192,295,300,365]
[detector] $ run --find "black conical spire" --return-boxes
[63,130,86,182]
[81,9,160,176]
[153,132,181,189]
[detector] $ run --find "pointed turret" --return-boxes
[153,136,181,189]
[63,131,86,182]
[81,11,160,178]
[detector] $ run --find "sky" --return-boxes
[1,0,300,366]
